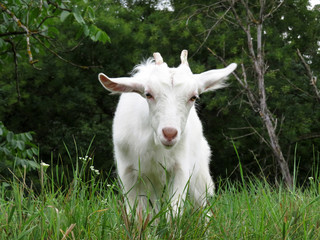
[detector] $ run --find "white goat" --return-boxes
[98,50,236,215]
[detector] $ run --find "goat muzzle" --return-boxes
[162,127,178,141]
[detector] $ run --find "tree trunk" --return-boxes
[250,10,293,188]
[229,0,293,188]
[262,113,293,188]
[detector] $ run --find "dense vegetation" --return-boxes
[1,0,320,185]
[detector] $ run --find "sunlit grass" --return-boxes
[0,144,319,239]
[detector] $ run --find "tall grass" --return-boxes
[0,144,319,239]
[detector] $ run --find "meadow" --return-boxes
[0,148,319,240]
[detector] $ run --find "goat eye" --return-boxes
[145,93,153,99]
[189,96,197,102]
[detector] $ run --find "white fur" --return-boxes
[98,51,236,215]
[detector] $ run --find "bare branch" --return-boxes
[206,46,260,112]
[216,90,244,116]
[241,63,260,111]
[282,74,315,99]
[226,118,270,147]
[297,49,313,79]
[296,132,320,142]
[228,126,253,130]
[225,131,256,140]
[240,0,257,23]
[297,48,320,102]
[228,0,247,32]
[310,77,320,101]
[194,7,232,57]
[263,1,283,20]
[259,0,265,22]
[246,118,271,147]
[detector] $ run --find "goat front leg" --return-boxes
[169,165,189,217]
[119,165,150,216]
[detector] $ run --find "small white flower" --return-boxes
[80,156,92,162]
[89,164,99,175]
[308,177,314,181]
[40,162,50,172]
[41,162,50,168]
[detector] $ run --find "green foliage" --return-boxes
[0,121,39,174]
[0,0,110,68]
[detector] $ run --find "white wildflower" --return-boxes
[40,162,50,171]
[80,156,92,162]
[89,165,100,175]
[41,162,50,167]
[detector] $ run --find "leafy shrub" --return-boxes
[0,121,39,175]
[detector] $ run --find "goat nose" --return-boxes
[162,127,178,141]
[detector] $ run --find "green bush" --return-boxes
[0,121,39,175]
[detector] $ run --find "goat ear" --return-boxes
[196,63,237,94]
[98,73,144,94]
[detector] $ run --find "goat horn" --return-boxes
[180,49,188,65]
[153,52,163,65]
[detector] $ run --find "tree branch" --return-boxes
[0,31,29,37]
[296,49,313,79]
[228,0,247,32]
[296,133,320,142]
[263,1,283,21]
[206,46,260,111]
[5,39,20,101]
[189,6,231,57]
[37,15,55,29]
[47,0,71,12]
[0,2,39,67]
[297,48,320,102]
[33,35,102,69]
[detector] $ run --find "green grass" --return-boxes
[1,152,320,239]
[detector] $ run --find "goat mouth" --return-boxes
[161,140,176,148]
